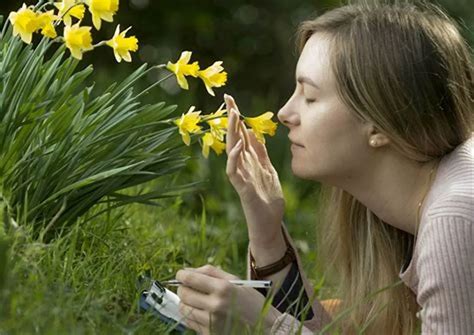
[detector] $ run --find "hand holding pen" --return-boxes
[162,279,272,289]
[175,265,281,333]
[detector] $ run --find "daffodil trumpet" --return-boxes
[55,2,86,26]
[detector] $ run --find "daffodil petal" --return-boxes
[20,31,33,44]
[121,52,131,62]
[92,13,101,30]
[176,75,189,90]
[180,51,192,63]
[70,47,83,60]
[182,133,191,146]
[204,83,215,96]
[113,50,122,62]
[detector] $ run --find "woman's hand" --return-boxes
[224,95,291,287]
[224,94,286,252]
[176,265,279,335]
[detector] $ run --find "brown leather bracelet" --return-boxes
[250,228,296,279]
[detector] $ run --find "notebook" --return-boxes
[139,280,188,333]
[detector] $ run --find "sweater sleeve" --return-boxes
[416,216,474,334]
[246,223,332,333]
[263,261,315,320]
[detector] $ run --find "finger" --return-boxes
[224,94,241,155]
[247,130,272,169]
[225,109,238,155]
[242,143,260,171]
[178,286,212,310]
[193,265,239,280]
[176,269,222,294]
[183,318,208,335]
[238,121,250,151]
[179,303,210,333]
[224,94,241,114]
[226,139,243,177]
[242,149,257,172]
[236,166,250,183]
[244,139,260,165]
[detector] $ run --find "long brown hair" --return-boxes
[297,2,473,333]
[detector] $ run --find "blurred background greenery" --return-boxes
[0,1,473,333]
[1,0,472,220]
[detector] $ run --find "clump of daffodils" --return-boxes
[9,1,137,62]
[8,1,277,160]
[166,51,228,97]
[174,103,278,159]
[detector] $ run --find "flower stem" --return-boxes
[35,0,47,10]
[135,69,173,99]
[92,41,107,48]
[201,115,231,123]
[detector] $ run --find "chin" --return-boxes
[291,162,317,180]
[291,160,331,182]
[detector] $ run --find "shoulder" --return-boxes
[426,136,473,221]
[415,216,474,333]
[417,215,472,261]
[417,216,472,268]
[426,193,473,222]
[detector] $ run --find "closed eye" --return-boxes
[305,98,316,104]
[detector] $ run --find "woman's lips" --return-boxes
[291,143,305,150]
[289,138,305,147]
[289,135,305,149]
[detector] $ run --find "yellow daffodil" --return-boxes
[8,4,40,44]
[54,0,85,26]
[86,0,119,30]
[174,106,202,146]
[106,25,138,63]
[166,51,200,90]
[201,133,226,158]
[38,11,58,39]
[64,23,93,60]
[203,103,228,141]
[244,112,278,144]
[197,61,227,96]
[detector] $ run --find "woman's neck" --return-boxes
[334,153,439,235]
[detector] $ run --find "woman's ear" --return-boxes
[367,124,390,148]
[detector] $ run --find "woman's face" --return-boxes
[278,33,371,183]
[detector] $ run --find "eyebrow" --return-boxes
[297,76,320,89]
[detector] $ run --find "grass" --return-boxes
[0,172,327,335]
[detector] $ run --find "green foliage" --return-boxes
[0,199,250,334]
[0,23,192,239]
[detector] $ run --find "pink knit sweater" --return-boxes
[248,136,473,334]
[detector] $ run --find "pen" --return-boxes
[161,279,272,289]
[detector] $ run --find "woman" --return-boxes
[175,2,473,334]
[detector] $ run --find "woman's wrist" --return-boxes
[249,229,287,267]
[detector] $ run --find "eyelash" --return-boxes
[305,98,316,104]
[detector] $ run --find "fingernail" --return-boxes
[184,267,195,271]
[236,139,243,148]
[224,93,229,99]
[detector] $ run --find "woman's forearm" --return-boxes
[249,226,293,291]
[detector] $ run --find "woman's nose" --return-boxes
[277,100,299,127]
